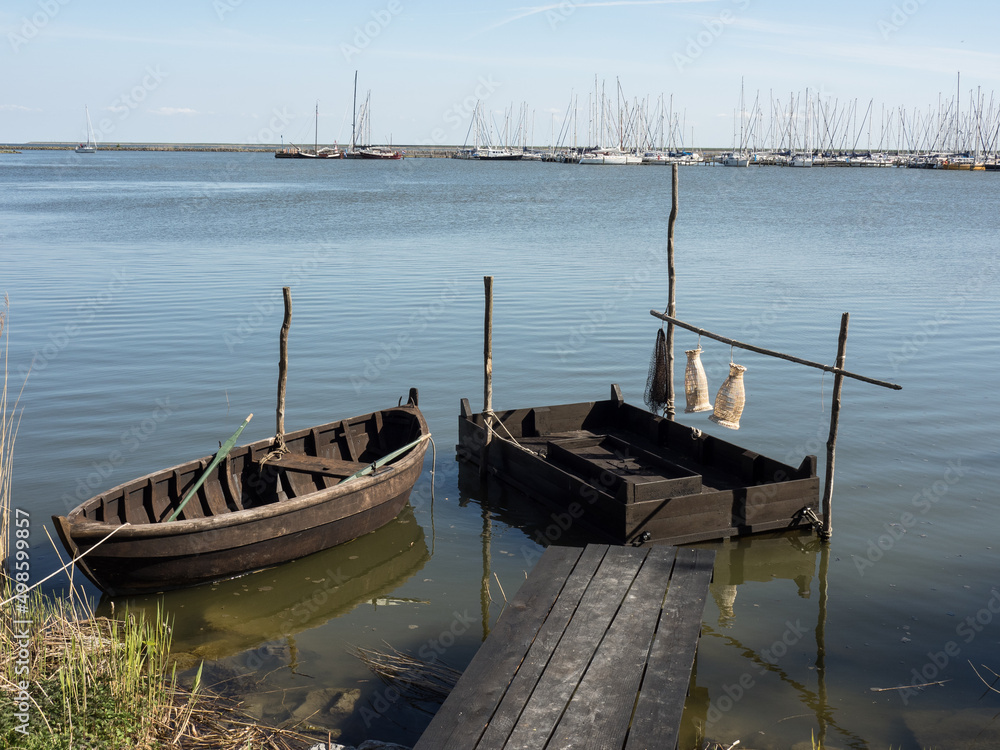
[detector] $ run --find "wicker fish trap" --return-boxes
[709,362,747,429]
[684,347,713,413]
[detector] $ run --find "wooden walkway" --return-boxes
[413,543,715,750]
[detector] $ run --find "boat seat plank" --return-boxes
[264,452,369,478]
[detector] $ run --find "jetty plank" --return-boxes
[414,543,714,750]
[624,548,715,750]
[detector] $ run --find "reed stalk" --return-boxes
[0,296,24,574]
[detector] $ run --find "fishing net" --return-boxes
[644,327,670,413]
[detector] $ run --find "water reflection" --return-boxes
[691,534,869,749]
[457,462,599,550]
[96,503,430,667]
[709,532,819,626]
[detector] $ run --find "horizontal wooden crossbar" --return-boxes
[650,310,902,391]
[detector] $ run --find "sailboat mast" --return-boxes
[314,101,318,155]
[351,71,358,151]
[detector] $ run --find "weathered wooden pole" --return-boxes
[276,287,292,444]
[665,163,678,420]
[821,312,849,540]
[815,541,830,745]
[482,276,494,479]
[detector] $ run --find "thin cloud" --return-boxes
[149,107,198,116]
[0,104,41,112]
[477,0,715,36]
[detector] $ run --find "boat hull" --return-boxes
[54,400,428,595]
[456,385,819,546]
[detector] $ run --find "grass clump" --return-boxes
[0,589,174,748]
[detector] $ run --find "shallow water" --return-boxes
[2,151,999,747]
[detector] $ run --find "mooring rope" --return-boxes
[0,522,132,607]
[484,410,543,457]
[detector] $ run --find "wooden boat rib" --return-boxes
[54,389,429,596]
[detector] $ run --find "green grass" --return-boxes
[1,581,176,749]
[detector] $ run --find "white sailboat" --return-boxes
[75,106,97,153]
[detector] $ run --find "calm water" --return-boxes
[2,151,998,748]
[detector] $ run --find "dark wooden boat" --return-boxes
[457,384,819,546]
[54,390,429,596]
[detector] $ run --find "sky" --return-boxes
[2,0,999,148]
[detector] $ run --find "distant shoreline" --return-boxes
[2,143,465,157]
[0,143,731,158]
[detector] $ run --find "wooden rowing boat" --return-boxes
[457,384,819,546]
[53,389,429,596]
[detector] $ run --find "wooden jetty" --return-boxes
[413,543,715,750]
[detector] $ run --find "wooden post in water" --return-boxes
[665,163,678,420]
[276,287,292,444]
[482,276,494,479]
[821,312,849,540]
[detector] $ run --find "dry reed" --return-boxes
[353,642,461,707]
[0,296,24,573]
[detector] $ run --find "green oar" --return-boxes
[341,433,430,484]
[167,413,254,522]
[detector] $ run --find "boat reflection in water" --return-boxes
[96,503,429,667]
[681,534,866,750]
